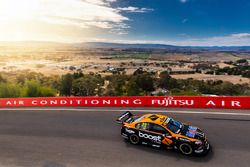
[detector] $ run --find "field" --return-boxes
[171,74,250,84]
[0,42,249,84]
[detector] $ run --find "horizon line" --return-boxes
[0,40,250,47]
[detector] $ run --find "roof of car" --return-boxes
[139,114,167,124]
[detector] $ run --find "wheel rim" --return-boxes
[130,135,139,144]
[179,143,193,155]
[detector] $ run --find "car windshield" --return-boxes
[165,117,183,134]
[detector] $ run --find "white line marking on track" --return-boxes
[0,108,250,116]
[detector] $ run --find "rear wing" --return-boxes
[116,111,133,124]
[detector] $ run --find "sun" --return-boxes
[0,0,124,42]
[0,0,39,21]
[0,0,43,41]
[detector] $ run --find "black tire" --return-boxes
[179,143,193,155]
[129,134,140,145]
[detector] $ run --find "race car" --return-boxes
[116,111,210,155]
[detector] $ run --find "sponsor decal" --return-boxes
[186,131,195,138]
[206,100,241,107]
[121,133,128,139]
[125,128,135,134]
[178,138,190,142]
[152,144,160,148]
[0,96,249,109]
[151,97,194,107]
[139,131,161,144]
[185,126,198,138]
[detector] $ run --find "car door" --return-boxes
[135,122,152,144]
[149,123,173,146]
[135,122,163,146]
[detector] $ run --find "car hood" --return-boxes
[181,125,205,140]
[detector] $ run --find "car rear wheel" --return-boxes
[129,134,140,145]
[179,143,193,155]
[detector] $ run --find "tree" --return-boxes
[157,71,178,90]
[133,67,145,75]
[103,84,116,96]
[124,79,142,96]
[60,74,73,96]
[73,72,84,79]
[104,75,129,95]
[16,74,26,84]
[39,87,57,97]
[0,74,6,83]
[22,80,56,97]
[134,74,155,93]
[23,80,40,97]
[72,75,103,96]
[0,83,21,98]
[170,88,200,96]
[236,59,248,64]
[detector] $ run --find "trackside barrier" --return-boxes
[0,96,249,109]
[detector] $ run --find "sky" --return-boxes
[0,0,250,46]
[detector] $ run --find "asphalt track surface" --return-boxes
[0,107,250,167]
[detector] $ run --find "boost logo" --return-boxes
[139,131,161,144]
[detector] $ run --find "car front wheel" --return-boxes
[179,143,193,155]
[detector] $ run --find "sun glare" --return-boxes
[0,0,126,42]
[0,0,39,21]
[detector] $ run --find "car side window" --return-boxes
[135,123,140,129]
[150,123,168,134]
[136,122,149,130]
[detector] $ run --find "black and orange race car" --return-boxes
[116,111,210,155]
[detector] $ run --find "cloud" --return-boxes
[38,0,153,34]
[105,0,117,2]
[82,0,109,5]
[172,33,250,46]
[89,33,250,46]
[39,0,128,29]
[0,0,153,38]
[180,0,188,3]
[231,33,250,38]
[86,38,168,44]
[118,6,154,13]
